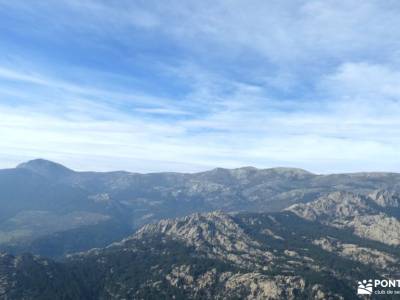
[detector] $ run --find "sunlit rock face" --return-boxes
[288,191,400,246]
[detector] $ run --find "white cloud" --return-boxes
[322,62,400,99]
[2,58,400,173]
[1,1,400,173]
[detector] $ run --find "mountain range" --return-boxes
[0,159,399,299]
[1,159,400,258]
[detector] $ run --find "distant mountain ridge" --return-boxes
[1,159,400,258]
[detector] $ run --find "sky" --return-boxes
[1,0,400,173]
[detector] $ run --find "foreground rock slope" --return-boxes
[1,197,399,299]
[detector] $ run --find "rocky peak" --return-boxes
[287,191,374,221]
[287,191,400,246]
[134,212,260,251]
[368,190,400,208]
[119,212,274,269]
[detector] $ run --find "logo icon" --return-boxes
[358,279,373,295]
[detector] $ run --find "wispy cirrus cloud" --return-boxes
[1,0,400,173]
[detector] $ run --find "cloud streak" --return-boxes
[1,0,400,173]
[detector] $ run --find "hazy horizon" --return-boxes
[3,157,400,176]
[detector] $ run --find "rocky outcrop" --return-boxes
[1,205,399,299]
[312,237,398,273]
[369,190,400,208]
[288,191,400,246]
[128,212,275,269]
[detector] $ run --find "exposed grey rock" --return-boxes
[312,237,398,273]
[288,191,400,246]
[132,212,275,269]
[1,209,399,299]
[369,190,400,208]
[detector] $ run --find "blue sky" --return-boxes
[1,0,400,173]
